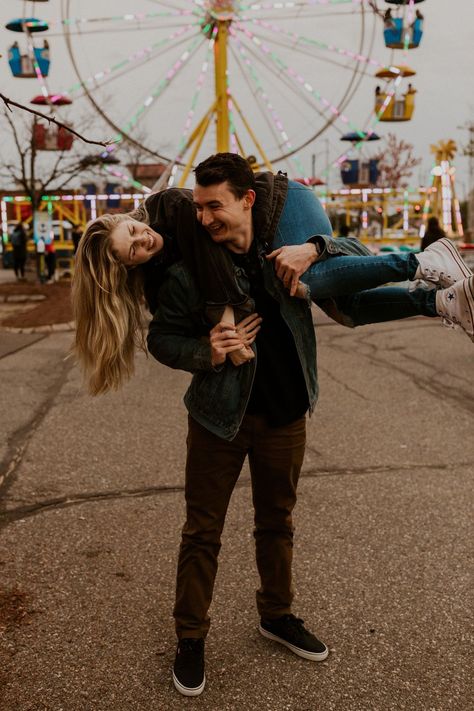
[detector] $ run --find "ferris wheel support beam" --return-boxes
[178,105,216,187]
[230,93,273,171]
[215,21,230,152]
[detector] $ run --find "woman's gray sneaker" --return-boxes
[259,614,329,661]
[414,238,473,288]
[436,276,474,342]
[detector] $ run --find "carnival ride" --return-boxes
[372,0,425,124]
[53,0,395,190]
[2,0,464,261]
[4,1,428,184]
[420,140,464,238]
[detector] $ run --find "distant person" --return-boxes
[45,239,57,283]
[71,223,83,254]
[421,217,446,251]
[35,236,46,283]
[383,8,395,29]
[338,223,351,238]
[10,222,28,281]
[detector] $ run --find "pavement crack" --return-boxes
[0,355,74,497]
[319,366,371,402]
[324,331,474,415]
[0,484,185,526]
[2,461,471,527]
[300,460,473,479]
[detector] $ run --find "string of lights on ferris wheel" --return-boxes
[235,13,404,154]
[86,12,385,190]
[109,33,206,142]
[60,9,200,28]
[62,23,199,99]
[212,0,363,10]
[166,31,217,187]
[54,1,378,169]
[57,0,407,192]
[235,22,379,139]
[97,27,214,192]
[229,28,306,175]
[243,16,387,70]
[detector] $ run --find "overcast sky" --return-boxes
[1,0,473,197]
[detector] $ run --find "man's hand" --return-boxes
[266,243,319,296]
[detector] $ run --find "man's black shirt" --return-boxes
[231,242,309,427]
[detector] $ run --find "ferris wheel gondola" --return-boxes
[339,131,380,186]
[384,16,423,49]
[31,94,72,106]
[369,0,426,123]
[374,65,416,122]
[6,4,76,151]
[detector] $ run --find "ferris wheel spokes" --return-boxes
[234,23,367,142]
[229,34,306,174]
[63,23,200,101]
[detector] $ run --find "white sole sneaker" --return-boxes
[415,238,473,288]
[172,671,206,696]
[259,624,329,661]
[436,276,474,342]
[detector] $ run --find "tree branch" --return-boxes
[0,93,112,148]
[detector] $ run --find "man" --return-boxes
[148,153,473,697]
[147,154,328,697]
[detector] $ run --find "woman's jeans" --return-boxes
[275,181,438,326]
[303,253,437,325]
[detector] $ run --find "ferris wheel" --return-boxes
[51,0,390,186]
[9,1,428,189]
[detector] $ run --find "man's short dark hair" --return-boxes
[194,153,256,199]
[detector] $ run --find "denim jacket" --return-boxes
[147,246,317,441]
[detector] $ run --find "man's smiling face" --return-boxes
[193,181,255,254]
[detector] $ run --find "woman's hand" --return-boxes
[228,312,262,366]
[235,312,262,345]
[210,313,262,367]
[210,321,247,367]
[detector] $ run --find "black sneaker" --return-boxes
[259,614,329,661]
[172,638,206,696]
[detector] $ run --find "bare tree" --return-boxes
[373,132,422,189]
[0,108,100,212]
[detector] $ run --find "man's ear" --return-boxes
[244,189,256,209]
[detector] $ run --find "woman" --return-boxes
[73,189,256,396]
[72,186,472,396]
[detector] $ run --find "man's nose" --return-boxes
[201,209,213,226]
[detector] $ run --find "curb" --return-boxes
[2,322,75,334]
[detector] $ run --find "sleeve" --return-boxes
[147,266,216,374]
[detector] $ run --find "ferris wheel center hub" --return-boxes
[205,1,238,21]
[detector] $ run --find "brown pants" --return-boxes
[174,413,306,639]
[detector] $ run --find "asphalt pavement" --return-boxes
[0,312,473,711]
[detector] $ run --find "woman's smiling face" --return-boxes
[110,218,164,266]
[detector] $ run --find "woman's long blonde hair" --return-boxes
[71,205,150,396]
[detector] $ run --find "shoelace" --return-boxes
[279,614,307,637]
[178,639,203,655]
